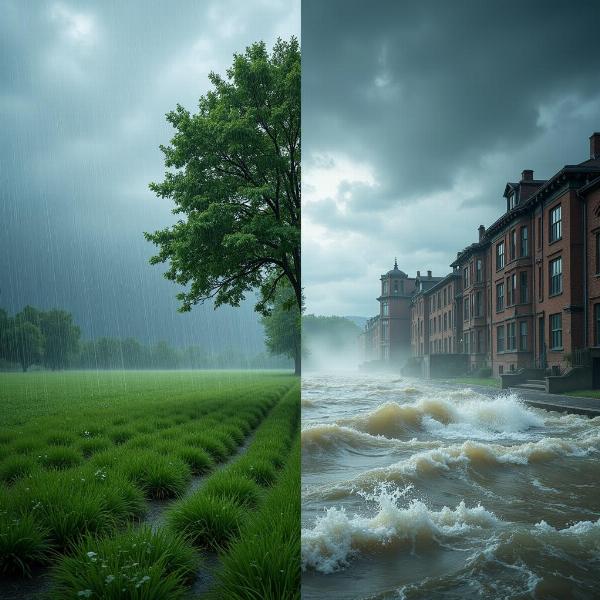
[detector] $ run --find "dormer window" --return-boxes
[508,191,517,211]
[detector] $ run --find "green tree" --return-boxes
[1,321,44,372]
[262,284,300,374]
[39,310,81,370]
[145,38,301,321]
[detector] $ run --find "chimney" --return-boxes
[590,132,600,160]
[521,169,533,182]
[416,270,421,278]
[427,270,432,278]
[478,224,485,241]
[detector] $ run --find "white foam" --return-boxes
[353,438,587,484]
[301,486,500,573]
[342,391,545,441]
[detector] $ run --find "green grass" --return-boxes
[446,376,501,388]
[211,437,301,600]
[0,455,39,484]
[565,389,600,399]
[0,512,51,576]
[167,383,300,559]
[166,493,247,550]
[51,526,199,599]
[0,370,296,586]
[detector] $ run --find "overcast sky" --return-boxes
[302,0,600,318]
[0,0,299,350]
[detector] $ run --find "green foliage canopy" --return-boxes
[261,283,300,374]
[146,38,301,317]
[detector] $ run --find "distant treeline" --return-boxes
[302,315,362,370]
[0,306,290,371]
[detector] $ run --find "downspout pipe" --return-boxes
[579,189,588,348]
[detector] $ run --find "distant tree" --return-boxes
[39,310,81,370]
[262,283,300,374]
[1,321,44,372]
[121,338,147,369]
[181,345,207,369]
[145,38,301,322]
[94,338,124,369]
[152,341,179,369]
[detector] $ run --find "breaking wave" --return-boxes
[301,486,499,573]
[355,438,589,483]
[301,423,441,453]
[342,393,544,439]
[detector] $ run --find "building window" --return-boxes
[510,229,517,260]
[519,321,528,351]
[550,313,562,349]
[382,301,389,316]
[549,257,563,296]
[520,271,528,303]
[507,322,516,351]
[463,267,469,287]
[464,297,470,321]
[477,330,483,353]
[381,320,389,341]
[537,216,542,248]
[476,259,482,282]
[496,241,505,270]
[520,226,528,257]
[507,274,516,306]
[497,325,505,352]
[443,313,448,330]
[549,205,562,242]
[595,304,600,346]
[474,291,482,317]
[383,281,388,295]
[596,232,600,275]
[464,332,470,354]
[393,281,399,294]
[538,265,543,300]
[496,282,504,311]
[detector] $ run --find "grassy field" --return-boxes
[0,370,299,599]
[567,389,600,399]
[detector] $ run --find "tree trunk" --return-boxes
[294,352,301,376]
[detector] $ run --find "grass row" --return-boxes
[211,435,301,600]
[0,373,295,579]
[39,381,300,599]
[166,382,300,550]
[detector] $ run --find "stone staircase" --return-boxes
[513,379,546,392]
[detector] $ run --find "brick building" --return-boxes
[361,263,437,365]
[363,132,600,382]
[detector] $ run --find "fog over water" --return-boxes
[301,372,600,599]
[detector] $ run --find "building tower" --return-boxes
[378,259,416,363]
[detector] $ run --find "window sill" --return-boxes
[549,347,564,352]
[548,237,562,246]
[548,291,563,298]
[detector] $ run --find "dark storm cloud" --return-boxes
[0,0,298,349]
[303,0,600,207]
[302,0,600,316]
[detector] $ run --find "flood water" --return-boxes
[301,372,600,599]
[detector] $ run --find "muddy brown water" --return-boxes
[301,372,600,599]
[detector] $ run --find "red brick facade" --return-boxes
[365,133,600,378]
